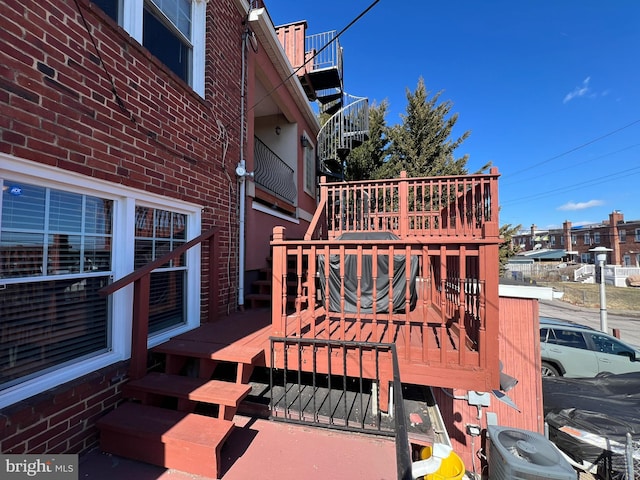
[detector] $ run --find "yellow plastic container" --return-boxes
[424,451,465,480]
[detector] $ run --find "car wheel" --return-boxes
[541,361,560,377]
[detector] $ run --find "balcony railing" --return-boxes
[306,169,500,241]
[254,136,296,205]
[270,229,489,368]
[305,30,343,77]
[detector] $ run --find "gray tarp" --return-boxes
[317,232,419,313]
[542,373,640,476]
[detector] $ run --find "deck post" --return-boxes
[482,167,500,238]
[398,171,408,237]
[480,243,500,390]
[272,226,287,337]
[131,275,151,380]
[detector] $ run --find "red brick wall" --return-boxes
[0,0,245,314]
[0,362,129,454]
[1,0,247,454]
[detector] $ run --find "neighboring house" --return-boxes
[0,0,317,454]
[513,211,640,267]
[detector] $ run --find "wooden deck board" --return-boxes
[172,308,490,392]
[124,372,251,407]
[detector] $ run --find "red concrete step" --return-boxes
[152,340,263,383]
[97,402,234,479]
[123,372,251,420]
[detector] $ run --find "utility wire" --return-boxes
[72,0,135,123]
[501,165,640,206]
[504,143,640,185]
[502,119,640,179]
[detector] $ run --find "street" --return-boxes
[539,299,640,348]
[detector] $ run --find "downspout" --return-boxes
[236,20,254,308]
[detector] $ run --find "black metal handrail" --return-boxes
[269,337,412,479]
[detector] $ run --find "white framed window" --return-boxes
[623,255,631,266]
[560,236,564,246]
[0,154,202,408]
[619,230,626,242]
[92,0,206,97]
[635,228,640,242]
[134,206,188,334]
[593,232,600,244]
[550,236,556,246]
[302,133,316,197]
[1,181,113,391]
[571,234,577,245]
[584,233,591,244]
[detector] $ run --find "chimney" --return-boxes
[563,220,573,258]
[530,224,536,248]
[609,211,623,265]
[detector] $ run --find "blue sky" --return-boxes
[265,1,640,233]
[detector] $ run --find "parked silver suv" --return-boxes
[540,318,640,377]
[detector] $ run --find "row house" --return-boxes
[2,0,544,477]
[0,0,320,457]
[514,211,640,266]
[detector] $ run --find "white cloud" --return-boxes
[563,77,591,103]
[557,199,604,211]
[571,220,597,227]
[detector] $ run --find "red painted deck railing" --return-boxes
[279,170,501,379]
[98,228,221,380]
[306,168,500,241]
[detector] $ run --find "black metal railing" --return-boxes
[254,136,296,204]
[269,337,412,479]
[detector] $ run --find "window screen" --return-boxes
[0,180,113,390]
[134,206,187,334]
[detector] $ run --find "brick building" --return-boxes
[513,211,640,266]
[0,0,318,454]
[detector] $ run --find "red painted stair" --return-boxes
[97,402,234,479]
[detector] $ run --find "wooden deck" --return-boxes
[174,306,493,392]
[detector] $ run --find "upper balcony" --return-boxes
[275,22,344,112]
[306,168,501,241]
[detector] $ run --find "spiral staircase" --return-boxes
[275,25,369,179]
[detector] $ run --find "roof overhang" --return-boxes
[248,8,321,134]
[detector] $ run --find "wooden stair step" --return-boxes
[123,372,251,420]
[153,340,262,364]
[245,293,300,303]
[153,340,264,383]
[253,279,305,286]
[97,402,234,479]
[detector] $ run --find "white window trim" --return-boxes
[302,131,316,198]
[0,153,202,408]
[122,0,205,97]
